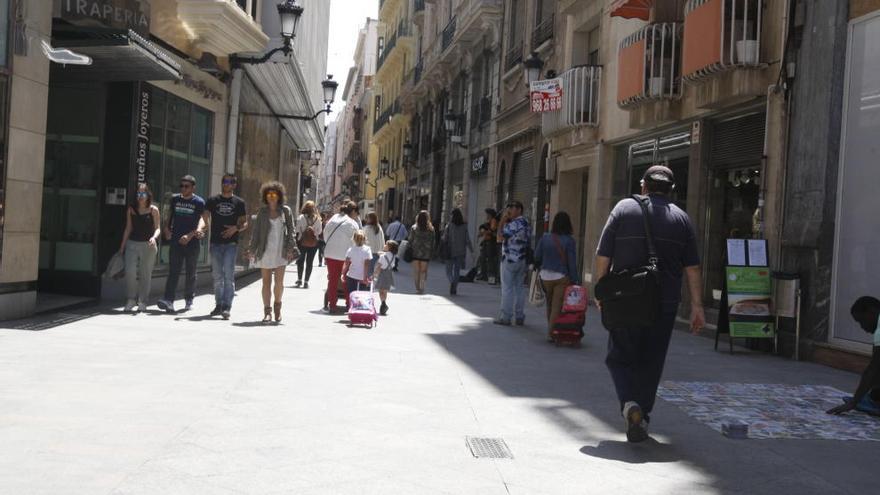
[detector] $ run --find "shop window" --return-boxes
[147,87,214,267]
[0,0,9,266]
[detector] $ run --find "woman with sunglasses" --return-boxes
[247,181,297,323]
[118,183,161,312]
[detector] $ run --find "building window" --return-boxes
[148,87,214,266]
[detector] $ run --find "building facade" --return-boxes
[0,0,329,320]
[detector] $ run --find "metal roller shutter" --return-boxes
[710,112,766,167]
[509,148,536,221]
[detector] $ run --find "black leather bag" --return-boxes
[594,195,662,331]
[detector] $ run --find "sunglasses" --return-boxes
[222,179,236,185]
[136,192,149,198]
[179,183,193,189]
[266,192,279,198]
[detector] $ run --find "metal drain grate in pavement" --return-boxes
[466,437,514,459]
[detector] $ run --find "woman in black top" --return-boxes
[118,183,161,313]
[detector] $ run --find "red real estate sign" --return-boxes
[529,78,563,113]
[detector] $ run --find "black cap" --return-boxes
[642,165,675,184]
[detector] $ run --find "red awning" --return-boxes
[609,0,653,20]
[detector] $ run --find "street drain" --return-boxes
[466,437,513,459]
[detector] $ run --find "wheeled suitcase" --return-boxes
[551,285,588,347]
[348,283,378,328]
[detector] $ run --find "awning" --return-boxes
[609,0,653,20]
[50,28,181,82]
[243,56,325,152]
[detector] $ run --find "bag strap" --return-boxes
[632,195,659,269]
[551,234,567,265]
[324,215,346,245]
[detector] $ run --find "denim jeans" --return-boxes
[211,243,238,309]
[499,259,528,321]
[164,241,200,304]
[605,311,677,414]
[446,255,465,285]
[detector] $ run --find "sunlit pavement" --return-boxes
[0,262,876,494]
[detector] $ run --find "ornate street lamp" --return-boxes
[278,0,304,42]
[444,112,458,134]
[402,141,413,163]
[523,51,545,86]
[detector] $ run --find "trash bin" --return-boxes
[772,272,801,359]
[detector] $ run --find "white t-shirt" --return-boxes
[377,251,395,271]
[323,214,360,261]
[346,245,373,280]
[365,225,385,253]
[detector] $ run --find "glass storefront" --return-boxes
[148,87,214,266]
[831,12,880,348]
[0,0,10,267]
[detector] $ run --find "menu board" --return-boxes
[726,267,775,338]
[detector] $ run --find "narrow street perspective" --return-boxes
[0,263,875,494]
[0,0,879,493]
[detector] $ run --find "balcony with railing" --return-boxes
[377,30,398,70]
[532,14,555,49]
[617,23,683,108]
[374,98,401,135]
[442,17,457,52]
[177,0,268,55]
[542,66,601,136]
[505,43,524,72]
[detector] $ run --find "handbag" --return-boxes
[103,252,125,280]
[400,239,413,263]
[528,270,546,307]
[593,195,662,331]
[282,207,300,263]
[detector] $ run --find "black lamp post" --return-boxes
[523,51,545,86]
[232,1,304,64]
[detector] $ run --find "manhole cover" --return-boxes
[466,437,513,459]
[1,312,99,331]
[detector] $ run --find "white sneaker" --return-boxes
[124,300,136,313]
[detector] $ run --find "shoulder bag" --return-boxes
[593,195,662,331]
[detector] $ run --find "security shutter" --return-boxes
[509,148,536,223]
[710,112,766,167]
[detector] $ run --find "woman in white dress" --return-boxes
[247,181,297,323]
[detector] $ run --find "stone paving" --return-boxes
[0,261,877,494]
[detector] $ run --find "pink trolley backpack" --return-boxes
[348,283,378,328]
[551,285,588,347]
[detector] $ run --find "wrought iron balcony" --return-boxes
[617,23,683,108]
[505,43,523,72]
[542,66,601,136]
[442,17,457,52]
[532,14,555,49]
[373,98,401,134]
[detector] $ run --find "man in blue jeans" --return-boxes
[494,200,531,326]
[204,174,248,320]
[595,165,705,443]
[157,175,207,314]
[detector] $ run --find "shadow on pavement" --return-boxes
[580,440,681,464]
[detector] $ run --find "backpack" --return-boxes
[300,217,318,248]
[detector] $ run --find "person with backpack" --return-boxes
[364,212,385,275]
[534,211,580,339]
[407,210,435,295]
[372,240,399,315]
[441,208,473,295]
[247,182,298,324]
[323,201,361,313]
[594,165,705,443]
[385,216,408,271]
[295,200,323,289]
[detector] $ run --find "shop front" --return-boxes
[37,6,228,300]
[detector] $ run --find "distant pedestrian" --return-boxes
[407,210,435,294]
[441,208,472,295]
[204,173,248,320]
[318,211,330,267]
[372,240,399,315]
[323,201,361,312]
[118,183,160,313]
[295,200,323,289]
[477,208,498,282]
[247,182,297,324]
[344,230,372,295]
[595,165,705,443]
[533,211,580,339]
[385,215,408,271]
[364,212,385,275]
[157,175,206,314]
[494,200,531,326]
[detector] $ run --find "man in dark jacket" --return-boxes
[595,165,705,442]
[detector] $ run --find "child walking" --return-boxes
[344,230,373,297]
[373,240,399,315]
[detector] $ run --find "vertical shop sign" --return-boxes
[133,83,151,185]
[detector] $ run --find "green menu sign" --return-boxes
[726,267,775,338]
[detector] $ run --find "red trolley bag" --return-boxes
[551,285,588,347]
[348,282,378,328]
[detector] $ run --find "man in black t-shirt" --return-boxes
[203,173,248,319]
[158,175,207,314]
[595,165,705,443]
